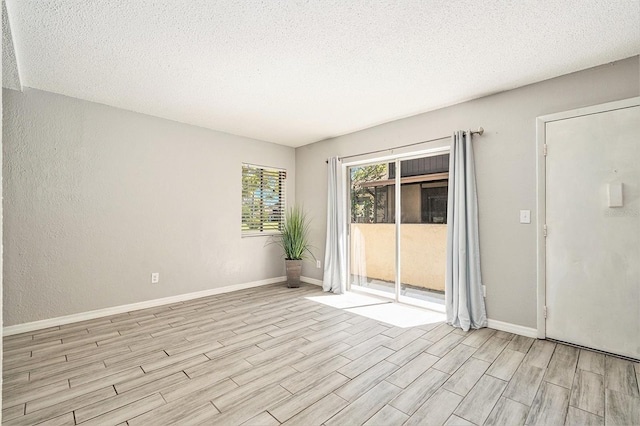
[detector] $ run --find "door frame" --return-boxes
[343,145,450,307]
[535,96,640,339]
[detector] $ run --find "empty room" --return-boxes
[1,1,639,425]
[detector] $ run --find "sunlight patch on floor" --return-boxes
[306,291,389,309]
[307,291,446,328]
[346,303,446,328]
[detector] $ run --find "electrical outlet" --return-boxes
[151,273,159,284]
[482,285,487,298]
[316,260,321,269]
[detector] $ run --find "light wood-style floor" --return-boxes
[2,283,639,425]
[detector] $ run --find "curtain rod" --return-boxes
[325,127,484,163]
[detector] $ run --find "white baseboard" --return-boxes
[301,276,323,287]
[487,318,538,338]
[3,276,286,336]
[4,276,539,340]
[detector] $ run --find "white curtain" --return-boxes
[323,157,346,293]
[445,131,488,331]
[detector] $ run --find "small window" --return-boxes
[242,164,286,235]
[421,181,448,224]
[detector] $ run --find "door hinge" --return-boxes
[543,144,548,156]
[543,306,548,319]
[543,224,547,237]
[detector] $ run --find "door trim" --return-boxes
[535,96,640,339]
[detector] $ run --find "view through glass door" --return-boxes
[348,152,449,309]
[348,160,397,299]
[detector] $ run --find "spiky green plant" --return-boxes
[272,206,314,260]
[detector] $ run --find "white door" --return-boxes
[545,103,640,360]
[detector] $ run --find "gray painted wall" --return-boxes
[295,56,640,329]
[3,88,295,326]
[3,57,638,329]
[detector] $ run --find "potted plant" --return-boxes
[271,205,315,288]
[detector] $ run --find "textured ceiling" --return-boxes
[4,1,640,147]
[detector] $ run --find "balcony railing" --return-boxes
[350,223,447,292]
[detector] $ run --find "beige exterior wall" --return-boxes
[350,223,447,291]
[401,184,422,223]
[382,183,425,223]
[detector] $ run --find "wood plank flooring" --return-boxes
[3,283,639,425]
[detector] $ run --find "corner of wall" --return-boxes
[1,15,5,420]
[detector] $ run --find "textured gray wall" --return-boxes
[3,88,295,326]
[295,56,640,329]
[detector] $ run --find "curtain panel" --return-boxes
[323,157,346,293]
[445,131,488,331]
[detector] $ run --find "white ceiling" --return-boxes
[3,1,639,147]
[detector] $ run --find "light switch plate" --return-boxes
[608,183,623,207]
[520,210,531,224]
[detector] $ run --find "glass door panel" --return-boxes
[348,161,396,299]
[398,156,448,309]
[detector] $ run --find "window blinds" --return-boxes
[241,164,286,234]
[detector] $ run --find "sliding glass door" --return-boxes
[397,156,448,309]
[347,151,449,309]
